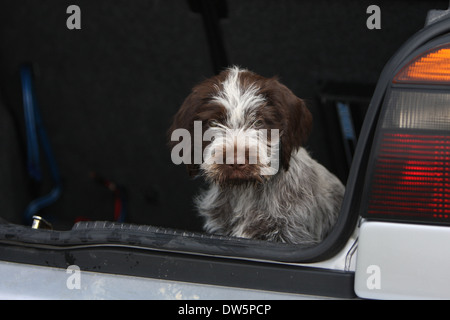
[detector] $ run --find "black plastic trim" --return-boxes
[0,222,314,262]
[0,240,356,299]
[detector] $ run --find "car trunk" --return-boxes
[0,0,445,264]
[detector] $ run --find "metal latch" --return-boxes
[31,215,53,230]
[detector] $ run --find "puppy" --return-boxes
[169,66,345,245]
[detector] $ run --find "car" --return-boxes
[1,1,450,301]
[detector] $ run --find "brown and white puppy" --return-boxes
[169,66,345,244]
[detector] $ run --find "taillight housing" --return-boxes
[363,42,450,225]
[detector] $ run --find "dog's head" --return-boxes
[168,66,312,186]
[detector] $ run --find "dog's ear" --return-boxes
[168,91,201,177]
[275,82,312,171]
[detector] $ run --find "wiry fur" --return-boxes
[196,148,344,244]
[169,66,345,245]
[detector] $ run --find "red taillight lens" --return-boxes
[368,132,450,220]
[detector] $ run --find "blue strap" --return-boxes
[20,65,62,223]
[20,66,42,182]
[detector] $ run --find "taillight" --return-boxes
[394,45,450,84]
[364,43,450,225]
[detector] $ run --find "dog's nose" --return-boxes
[227,162,247,169]
[222,145,250,168]
[224,154,248,168]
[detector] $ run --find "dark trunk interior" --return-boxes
[0,0,446,232]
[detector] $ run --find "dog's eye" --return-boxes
[208,120,218,127]
[253,120,264,128]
